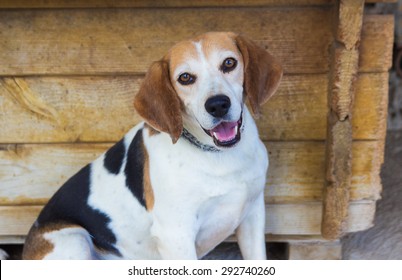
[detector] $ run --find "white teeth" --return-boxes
[210,123,240,143]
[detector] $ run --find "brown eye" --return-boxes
[178,73,196,85]
[221,58,237,73]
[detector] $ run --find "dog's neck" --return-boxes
[181,128,221,153]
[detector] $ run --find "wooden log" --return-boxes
[321,0,364,240]
[263,72,389,141]
[0,0,335,9]
[0,143,110,205]
[0,0,393,9]
[0,201,376,236]
[365,0,396,2]
[0,9,392,76]
[259,75,328,141]
[269,201,375,235]
[0,236,25,245]
[322,116,353,239]
[0,73,389,143]
[0,76,142,143]
[0,141,383,205]
[0,206,41,236]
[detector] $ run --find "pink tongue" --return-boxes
[211,121,237,142]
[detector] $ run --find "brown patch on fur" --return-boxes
[22,222,80,260]
[134,60,183,143]
[142,143,154,211]
[166,40,199,79]
[167,32,242,80]
[235,34,283,116]
[144,123,160,137]
[198,32,242,62]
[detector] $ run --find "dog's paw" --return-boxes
[0,248,9,260]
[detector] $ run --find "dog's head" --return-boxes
[134,32,282,148]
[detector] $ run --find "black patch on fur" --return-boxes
[37,165,121,256]
[104,139,126,175]
[124,129,146,208]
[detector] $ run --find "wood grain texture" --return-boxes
[359,15,394,73]
[352,73,389,140]
[322,0,364,240]
[266,140,383,203]
[0,0,392,9]
[0,76,141,143]
[0,8,331,75]
[0,0,335,8]
[0,141,383,205]
[0,73,388,143]
[365,0,396,2]
[322,116,353,239]
[259,75,328,141]
[0,9,392,76]
[0,143,109,205]
[0,201,375,236]
[267,201,376,235]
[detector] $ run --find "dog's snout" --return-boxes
[205,95,231,118]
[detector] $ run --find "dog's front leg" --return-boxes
[235,193,267,260]
[151,221,198,260]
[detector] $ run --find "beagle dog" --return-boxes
[22,32,282,260]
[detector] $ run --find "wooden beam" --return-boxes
[0,141,383,205]
[359,15,394,73]
[365,0,396,3]
[0,73,389,143]
[0,0,335,9]
[0,201,375,237]
[0,10,392,76]
[0,0,393,9]
[321,0,364,240]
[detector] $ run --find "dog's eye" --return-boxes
[221,58,237,73]
[178,73,196,85]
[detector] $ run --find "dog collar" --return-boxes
[181,128,221,153]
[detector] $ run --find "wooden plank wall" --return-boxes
[0,0,394,241]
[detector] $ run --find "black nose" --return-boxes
[205,95,231,118]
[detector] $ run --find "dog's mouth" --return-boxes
[203,115,242,148]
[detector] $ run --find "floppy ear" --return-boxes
[235,35,283,116]
[134,60,183,143]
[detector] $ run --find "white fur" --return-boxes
[43,227,96,260]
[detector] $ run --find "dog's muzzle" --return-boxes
[203,95,242,148]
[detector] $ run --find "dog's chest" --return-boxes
[148,138,267,206]
[147,136,268,257]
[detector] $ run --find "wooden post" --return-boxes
[321,0,364,240]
